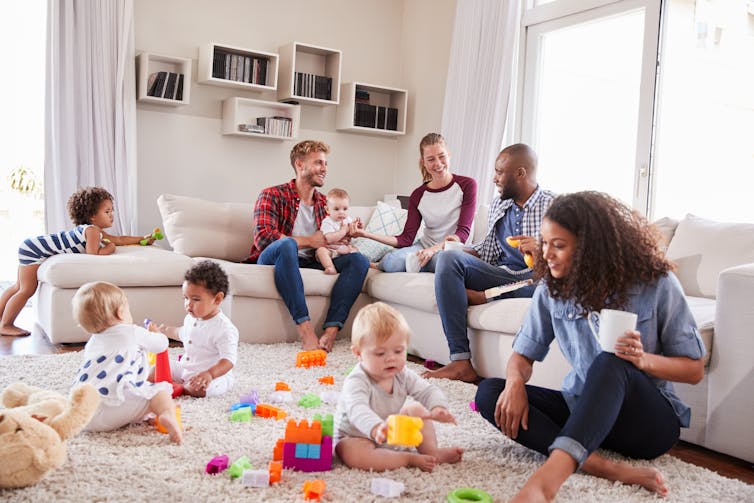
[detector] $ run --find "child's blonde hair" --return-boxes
[73,281,128,333]
[351,302,411,349]
[327,188,350,203]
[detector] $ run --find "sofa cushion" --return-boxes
[367,272,438,312]
[685,295,715,367]
[666,214,754,298]
[158,193,253,262]
[467,298,533,334]
[653,217,679,252]
[352,201,408,262]
[37,246,193,288]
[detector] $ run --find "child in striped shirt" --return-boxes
[0,186,155,336]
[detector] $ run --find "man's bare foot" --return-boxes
[323,266,337,275]
[466,289,487,306]
[0,324,31,336]
[319,329,338,352]
[301,332,319,351]
[432,446,464,464]
[620,466,668,497]
[369,262,380,270]
[157,411,183,444]
[421,360,479,383]
[408,453,437,472]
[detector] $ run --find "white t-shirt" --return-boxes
[292,203,316,258]
[177,311,239,380]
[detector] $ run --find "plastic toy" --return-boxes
[230,406,253,422]
[139,227,164,246]
[242,469,269,488]
[0,383,99,489]
[469,401,478,412]
[505,236,534,268]
[155,405,182,433]
[239,389,259,405]
[255,403,287,420]
[273,439,284,461]
[205,454,229,474]
[268,461,282,483]
[424,359,438,370]
[298,393,321,408]
[275,381,291,391]
[280,417,333,472]
[296,349,327,368]
[371,477,405,498]
[228,455,252,479]
[319,390,339,405]
[314,413,334,438]
[302,479,326,501]
[144,316,184,399]
[387,414,423,447]
[230,402,256,413]
[446,487,493,503]
[318,376,334,385]
[269,390,293,403]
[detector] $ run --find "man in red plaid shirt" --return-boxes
[246,140,370,351]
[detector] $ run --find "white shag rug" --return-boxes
[1,340,752,503]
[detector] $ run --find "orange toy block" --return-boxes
[285,418,322,444]
[269,461,282,484]
[296,349,327,368]
[275,381,291,391]
[255,403,287,420]
[155,405,182,434]
[318,376,334,385]
[273,438,284,461]
[303,479,326,501]
[386,414,423,447]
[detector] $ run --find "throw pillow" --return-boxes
[352,201,408,262]
[666,214,754,298]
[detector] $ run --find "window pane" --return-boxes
[533,9,646,206]
[652,0,754,222]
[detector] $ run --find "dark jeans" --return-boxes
[475,353,680,466]
[257,237,370,329]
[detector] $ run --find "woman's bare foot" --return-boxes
[157,411,183,444]
[510,485,550,503]
[323,266,337,275]
[620,466,668,497]
[421,360,479,383]
[431,446,464,464]
[408,453,437,472]
[0,324,31,336]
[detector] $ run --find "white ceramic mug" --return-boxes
[587,309,638,353]
[405,252,421,273]
[444,241,465,252]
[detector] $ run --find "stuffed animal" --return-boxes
[0,382,99,489]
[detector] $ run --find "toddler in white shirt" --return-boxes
[316,188,360,274]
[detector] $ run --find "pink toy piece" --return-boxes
[205,454,229,474]
[469,401,478,412]
[424,359,437,370]
[282,435,333,472]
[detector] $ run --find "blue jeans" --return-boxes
[475,353,680,467]
[435,250,535,360]
[257,238,370,329]
[379,244,440,273]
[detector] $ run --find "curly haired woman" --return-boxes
[475,191,705,501]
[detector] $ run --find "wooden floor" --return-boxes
[3,310,753,486]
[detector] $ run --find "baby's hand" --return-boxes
[146,321,160,333]
[428,407,456,424]
[371,420,389,444]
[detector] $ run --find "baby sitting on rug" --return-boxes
[334,302,463,472]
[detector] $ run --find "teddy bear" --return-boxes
[0,382,99,489]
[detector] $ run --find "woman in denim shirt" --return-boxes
[475,191,705,502]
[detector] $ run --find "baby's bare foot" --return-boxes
[158,411,183,444]
[0,324,31,336]
[433,446,464,464]
[409,453,437,472]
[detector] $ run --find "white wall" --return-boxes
[134,0,456,232]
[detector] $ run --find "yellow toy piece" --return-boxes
[155,405,182,434]
[506,236,534,268]
[386,414,423,447]
[505,236,520,247]
[524,253,534,268]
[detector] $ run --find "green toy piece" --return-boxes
[229,455,252,479]
[140,227,165,246]
[298,393,321,409]
[313,413,334,437]
[446,487,493,503]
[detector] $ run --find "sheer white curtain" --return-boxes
[45,0,137,234]
[441,0,521,205]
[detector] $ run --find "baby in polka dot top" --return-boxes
[72,281,182,443]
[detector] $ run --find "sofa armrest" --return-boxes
[706,262,754,462]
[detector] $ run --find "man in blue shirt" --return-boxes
[423,143,555,382]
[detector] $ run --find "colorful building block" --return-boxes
[313,413,334,438]
[319,390,339,405]
[269,461,282,484]
[269,390,293,403]
[371,477,405,498]
[296,349,327,368]
[230,406,253,422]
[285,419,322,444]
[469,401,478,412]
[273,438,284,461]
[230,402,257,414]
[318,375,334,385]
[282,435,333,472]
[205,454,229,474]
[303,479,326,501]
[275,381,291,391]
[239,389,259,405]
[155,405,182,434]
[298,393,321,408]
[228,455,252,479]
[255,403,287,420]
[241,469,269,488]
[387,414,423,447]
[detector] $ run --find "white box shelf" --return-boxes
[136,53,191,106]
[336,82,407,136]
[198,43,278,91]
[277,42,341,105]
[222,97,300,140]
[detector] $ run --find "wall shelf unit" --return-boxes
[221,97,300,140]
[277,42,341,105]
[198,43,278,91]
[136,53,192,106]
[336,82,407,136]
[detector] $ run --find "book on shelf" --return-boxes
[294,72,332,100]
[148,71,168,97]
[355,88,370,104]
[238,123,265,133]
[163,72,178,99]
[175,74,184,101]
[353,103,398,130]
[243,56,251,83]
[256,116,293,137]
[212,48,225,78]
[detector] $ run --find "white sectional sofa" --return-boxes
[34,194,754,463]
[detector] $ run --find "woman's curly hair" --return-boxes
[67,186,114,226]
[532,191,673,313]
